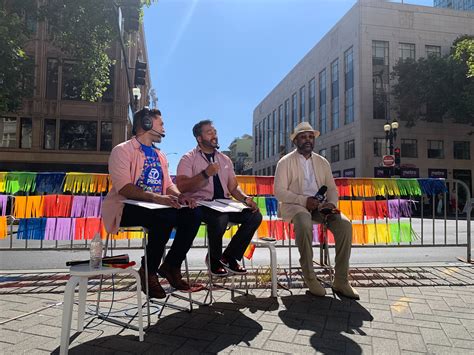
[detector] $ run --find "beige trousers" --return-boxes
[292,210,352,283]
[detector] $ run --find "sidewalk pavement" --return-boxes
[0,268,473,354]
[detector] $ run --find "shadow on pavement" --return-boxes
[52,293,279,354]
[279,293,373,354]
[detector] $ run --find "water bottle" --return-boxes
[90,233,103,269]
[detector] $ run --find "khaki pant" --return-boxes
[292,210,352,283]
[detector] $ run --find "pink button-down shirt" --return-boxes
[102,138,173,234]
[177,147,235,201]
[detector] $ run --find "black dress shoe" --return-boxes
[220,255,247,275]
[205,255,228,277]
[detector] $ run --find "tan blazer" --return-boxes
[274,150,338,222]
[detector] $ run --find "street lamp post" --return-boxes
[383,119,399,176]
[132,87,141,112]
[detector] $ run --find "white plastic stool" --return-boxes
[59,264,144,355]
[252,238,278,297]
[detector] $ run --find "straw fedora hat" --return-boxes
[290,121,320,141]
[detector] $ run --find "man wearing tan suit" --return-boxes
[274,122,359,300]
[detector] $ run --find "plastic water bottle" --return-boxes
[90,233,103,269]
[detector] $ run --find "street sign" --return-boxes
[383,155,395,167]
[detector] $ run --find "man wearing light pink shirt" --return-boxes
[102,108,201,299]
[177,120,262,277]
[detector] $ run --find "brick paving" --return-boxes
[0,267,473,354]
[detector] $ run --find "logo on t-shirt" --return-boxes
[147,168,161,185]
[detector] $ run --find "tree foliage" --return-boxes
[453,35,474,78]
[0,0,36,112]
[391,38,474,127]
[0,0,152,113]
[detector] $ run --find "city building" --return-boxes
[227,134,253,175]
[253,0,473,195]
[434,0,474,11]
[0,5,150,173]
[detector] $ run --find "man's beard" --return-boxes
[297,141,313,152]
[201,138,219,149]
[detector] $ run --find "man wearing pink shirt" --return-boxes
[176,120,262,276]
[102,108,201,299]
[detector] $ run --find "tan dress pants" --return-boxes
[292,210,352,283]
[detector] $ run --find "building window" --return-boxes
[59,120,97,151]
[100,122,112,151]
[43,119,56,150]
[344,47,354,124]
[372,41,389,120]
[309,78,316,128]
[46,58,59,99]
[0,117,17,148]
[262,118,266,160]
[373,137,385,157]
[319,148,327,158]
[267,114,271,159]
[292,93,297,130]
[319,69,327,134]
[20,117,32,149]
[399,43,416,61]
[331,59,339,130]
[453,141,470,160]
[401,139,418,158]
[258,121,262,162]
[344,139,355,160]
[330,144,339,162]
[272,110,277,156]
[284,99,290,151]
[62,61,83,100]
[278,105,284,155]
[299,86,305,123]
[254,124,258,162]
[426,45,441,57]
[427,140,444,159]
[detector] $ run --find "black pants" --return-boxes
[199,207,262,265]
[120,204,201,273]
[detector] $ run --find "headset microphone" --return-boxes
[150,129,165,138]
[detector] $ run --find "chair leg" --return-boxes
[142,233,151,328]
[77,277,88,331]
[130,269,144,341]
[60,276,80,355]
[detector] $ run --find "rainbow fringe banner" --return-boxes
[236,176,257,195]
[35,173,65,194]
[63,173,110,193]
[0,172,7,193]
[4,172,37,194]
[335,178,437,197]
[0,216,7,239]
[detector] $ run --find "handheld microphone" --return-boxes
[150,129,165,138]
[314,185,327,202]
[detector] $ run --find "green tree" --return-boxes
[453,35,474,78]
[391,40,474,127]
[0,0,36,112]
[0,0,152,114]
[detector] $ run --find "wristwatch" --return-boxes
[243,196,252,205]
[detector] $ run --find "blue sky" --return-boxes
[143,0,433,174]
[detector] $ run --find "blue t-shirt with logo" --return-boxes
[136,143,163,194]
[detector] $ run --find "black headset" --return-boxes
[133,107,153,135]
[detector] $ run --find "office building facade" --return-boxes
[253,0,473,193]
[434,0,474,11]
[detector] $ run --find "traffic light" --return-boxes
[134,60,147,86]
[122,0,140,32]
[394,147,401,165]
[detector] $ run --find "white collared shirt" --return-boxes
[298,153,319,196]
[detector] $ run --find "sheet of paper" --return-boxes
[215,199,249,211]
[197,200,243,213]
[122,199,174,209]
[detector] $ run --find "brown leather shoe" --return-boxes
[158,263,190,290]
[138,267,166,299]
